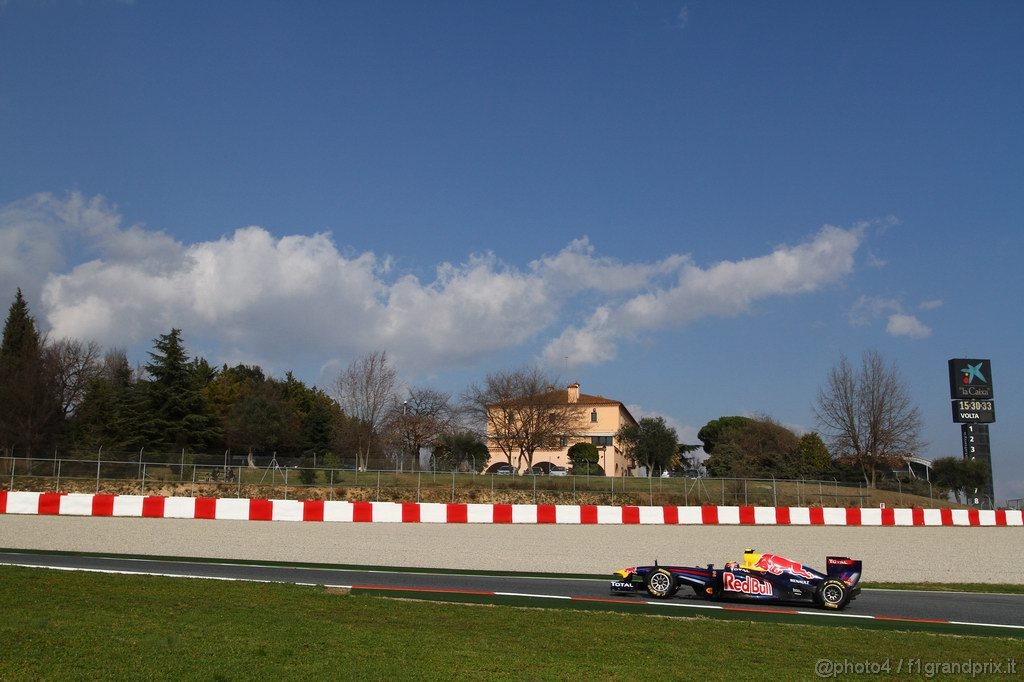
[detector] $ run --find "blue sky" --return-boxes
[1,1,1021,502]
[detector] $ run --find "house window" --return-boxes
[560,436,568,447]
[591,435,612,446]
[590,409,598,423]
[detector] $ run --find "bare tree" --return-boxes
[47,338,102,417]
[333,351,397,471]
[814,350,922,487]
[386,387,454,471]
[464,367,584,472]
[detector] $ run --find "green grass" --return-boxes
[1,566,1020,681]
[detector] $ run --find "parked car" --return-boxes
[529,466,545,476]
[549,465,568,477]
[494,464,515,476]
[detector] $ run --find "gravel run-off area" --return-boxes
[1,515,1021,583]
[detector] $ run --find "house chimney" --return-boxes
[567,383,580,403]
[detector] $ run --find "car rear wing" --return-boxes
[825,557,862,586]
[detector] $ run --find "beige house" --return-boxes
[484,383,639,476]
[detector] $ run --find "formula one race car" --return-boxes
[611,549,862,610]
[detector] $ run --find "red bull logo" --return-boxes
[753,553,816,580]
[723,572,773,596]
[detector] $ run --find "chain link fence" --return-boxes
[0,453,958,508]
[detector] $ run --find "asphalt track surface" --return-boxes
[2,550,1022,632]
[3,515,1024,583]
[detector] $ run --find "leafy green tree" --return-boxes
[796,432,832,477]
[567,441,603,475]
[616,417,679,477]
[700,416,800,478]
[930,457,963,503]
[931,456,991,505]
[697,416,753,456]
[63,349,153,452]
[145,329,219,454]
[0,289,62,457]
[432,431,489,472]
[225,384,295,459]
[297,389,339,460]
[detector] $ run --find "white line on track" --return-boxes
[948,621,1024,631]
[7,561,1024,631]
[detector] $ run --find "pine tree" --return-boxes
[144,329,219,454]
[1,289,39,366]
[0,289,62,457]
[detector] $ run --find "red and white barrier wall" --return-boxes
[2,491,1022,526]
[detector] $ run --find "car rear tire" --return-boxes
[816,579,850,610]
[644,568,678,598]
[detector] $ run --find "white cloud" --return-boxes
[544,224,865,366]
[530,238,686,296]
[676,5,690,30]
[847,295,934,340]
[848,295,901,326]
[918,299,943,310]
[886,313,931,339]
[865,252,887,268]
[0,192,181,309]
[2,192,869,380]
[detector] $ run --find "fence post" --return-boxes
[96,449,102,494]
[818,481,823,507]
[649,476,653,506]
[452,471,456,503]
[376,471,380,502]
[141,463,146,496]
[191,466,196,498]
[56,459,61,493]
[284,467,289,501]
[743,479,748,506]
[9,457,14,492]
[238,466,242,499]
[417,472,421,503]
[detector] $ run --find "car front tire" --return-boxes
[644,568,678,598]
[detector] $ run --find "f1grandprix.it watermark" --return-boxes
[815,658,1017,678]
